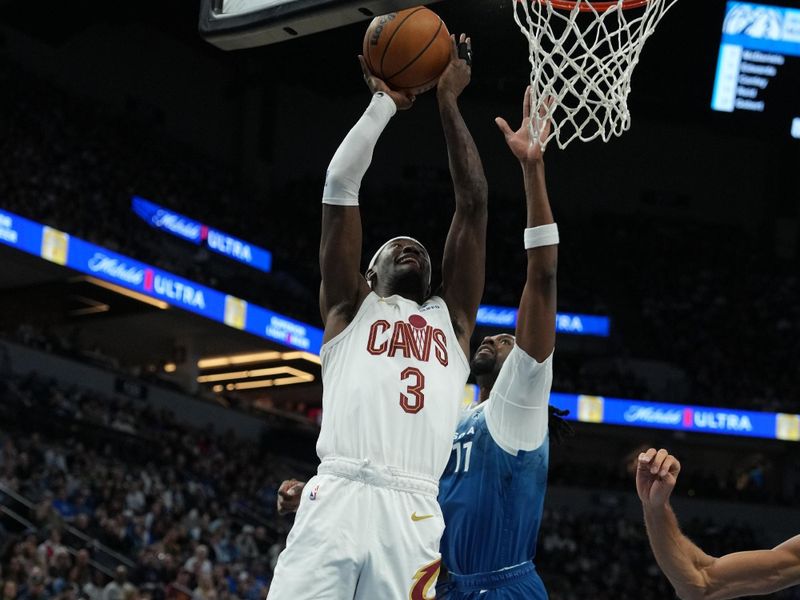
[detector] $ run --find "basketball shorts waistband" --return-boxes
[317,457,439,497]
[449,561,537,591]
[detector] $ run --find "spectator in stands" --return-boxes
[36,529,65,568]
[191,575,216,600]
[102,567,136,600]
[47,548,72,588]
[2,558,25,587]
[2,580,17,600]
[251,528,269,558]
[183,546,211,580]
[52,489,75,520]
[17,566,47,600]
[125,483,146,514]
[208,532,234,566]
[233,527,257,562]
[164,570,191,600]
[82,570,107,600]
[68,549,92,589]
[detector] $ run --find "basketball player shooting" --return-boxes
[637,448,800,599]
[276,88,570,599]
[268,34,487,599]
[435,88,564,599]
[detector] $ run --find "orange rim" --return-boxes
[536,0,649,11]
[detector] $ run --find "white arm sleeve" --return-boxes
[322,92,397,206]
[483,345,554,455]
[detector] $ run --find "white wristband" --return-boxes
[524,223,559,249]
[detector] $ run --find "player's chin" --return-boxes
[470,354,495,375]
[393,264,427,284]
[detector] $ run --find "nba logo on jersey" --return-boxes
[309,484,320,501]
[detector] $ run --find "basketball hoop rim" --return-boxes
[535,0,650,11]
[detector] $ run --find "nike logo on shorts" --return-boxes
[411,512,434,522]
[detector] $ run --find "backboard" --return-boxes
[200,0,441,50]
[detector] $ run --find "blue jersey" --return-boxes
[438,403,549,584]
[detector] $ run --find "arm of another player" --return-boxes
[496,88,557,362]
[437,34,488,358]
[482,90,557,454]
[638,448,800,600]
[319,59,415,341]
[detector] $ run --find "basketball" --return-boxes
[362,7,451,93]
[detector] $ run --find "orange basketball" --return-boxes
[362,7,451,93]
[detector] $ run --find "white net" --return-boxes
[513,0,679,149]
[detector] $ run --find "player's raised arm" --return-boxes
[437,34,488,357]
[319,58,415,340]
[637,448,800,600]
[495,89,557,362]
[478,89,557,455]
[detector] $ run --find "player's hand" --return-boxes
[277,479,306,515]
[436,34,472,102]
[636,448,681,508]
[358,55,415,110]
[495,87,554,164]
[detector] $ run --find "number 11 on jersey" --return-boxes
[452,441,472,473]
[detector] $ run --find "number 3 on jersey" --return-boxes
[400,367,425,414]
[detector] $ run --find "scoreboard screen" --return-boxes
[711,1,800,140]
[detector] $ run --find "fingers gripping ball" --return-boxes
[363,7,451,93]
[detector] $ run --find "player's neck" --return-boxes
[476,376,494,402]
[374,280,426,304]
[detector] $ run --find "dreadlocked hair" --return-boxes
[548,406,574,446]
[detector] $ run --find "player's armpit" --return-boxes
[700,535,800,600]
[319,207,371,337]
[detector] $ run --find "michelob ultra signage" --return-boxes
[0,207,318,353]
[550,393,798,442]
[476,304,610,337]
[132,197,272,273]
[2,205,797,442]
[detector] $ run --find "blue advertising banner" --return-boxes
[0,208,316,353]
[245,305,324,354]
[4,206,798,443]
[477,304,611,337]
[132,197,203,243]
[132,197,272,272]
[549,393,796,442]
[0,209,45,256]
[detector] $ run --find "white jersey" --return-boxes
[317,292,470,480]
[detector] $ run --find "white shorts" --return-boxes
[268,457,444,599]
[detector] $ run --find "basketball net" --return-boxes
[513,0,679,149]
